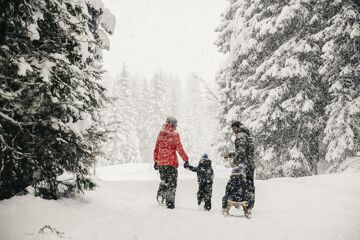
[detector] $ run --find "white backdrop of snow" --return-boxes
[1,164,359,240]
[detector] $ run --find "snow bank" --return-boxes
[339,155,360,173]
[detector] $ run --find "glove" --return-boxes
[154,162,159,170]
[183,161,190,169]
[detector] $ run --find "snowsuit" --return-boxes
[222,165,253,209]
[186,156,214,210]
[154,123,188,209]
[226,127,255,208]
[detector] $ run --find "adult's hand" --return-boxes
[154,162,159,170]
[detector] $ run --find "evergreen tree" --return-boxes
[215,0,241,54]
[316,1,360,172]
[102,65,141,164]
[176,74,220,162]
[99,76,125,166]
[132,75,148,162]
[136,79,153,162]
[180,75,206,159]
[141,72,169,161]
[167,75,183,118]
[216,0,360,177]
[0,0,115,199]
[215,0,254,165]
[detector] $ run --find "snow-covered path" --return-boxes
[1,164,360,240]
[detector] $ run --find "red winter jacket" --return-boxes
[154,123,189,167]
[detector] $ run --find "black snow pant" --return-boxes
[247,167,255,209]
[197,182,213,210]
[222,168,255,209]
[157,166,178,209]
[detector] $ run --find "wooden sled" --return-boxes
[223,200,251,218]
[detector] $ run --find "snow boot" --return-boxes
[241,201,251,219]
[222,208,229,217]
[166,202,175,209]
[156,194,165,206]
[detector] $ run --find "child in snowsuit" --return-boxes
[222,164,253,217]
[185,154,214,210]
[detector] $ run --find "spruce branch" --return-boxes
[0,112,21,127]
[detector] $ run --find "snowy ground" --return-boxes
[1,163,360,240]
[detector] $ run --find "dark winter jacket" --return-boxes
[226,175,251,202]
[186,157,214,184]
[229,126,255,170]
[154,123,189,168]
[226,164,252,202]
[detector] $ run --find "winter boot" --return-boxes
[204,200,211,211]
[166,202,175,209]
[241,201,251,219]
[156,194,165,206]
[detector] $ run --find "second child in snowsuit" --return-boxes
[185,154,214,211]
[222,164,253,217]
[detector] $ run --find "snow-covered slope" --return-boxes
[1,164,359,240]
[339,155,360,173]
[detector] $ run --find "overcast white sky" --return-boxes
[102,0,226,83]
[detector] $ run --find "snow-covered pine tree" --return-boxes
[152,72,169,120]
[136,79,153,162]
[179,74,208,160]
[314,0,360,172]
[216,0,330,178]
[0,0,115,199]
[141,72,169,161]
[102,65,141,164]
[195,75,222,162]
[215,0,253,165]
[131,75,147,162]
[216,0,360,176]
[167,75,182,118]
[99,75,124,166]
[214,0,246,157]
[215,0,241,54]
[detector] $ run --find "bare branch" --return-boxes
[191,73,220,102]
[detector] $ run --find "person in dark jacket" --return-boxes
[224,121,255,211]
[222,164,253,218]
[185,153,214,211]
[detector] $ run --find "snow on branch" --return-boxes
[100,8,116,34]
[0,112,21,127]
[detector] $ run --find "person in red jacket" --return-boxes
[154,117,189,209]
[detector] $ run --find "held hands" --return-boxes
[183,161,190,169]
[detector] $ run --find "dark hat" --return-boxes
[231,120,242,128]
[231,164,247,177]
[166,117,177,126]
[201,153,209,159]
